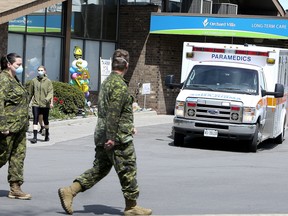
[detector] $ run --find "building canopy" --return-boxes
[0,0,66,25]
[150,13,288,40]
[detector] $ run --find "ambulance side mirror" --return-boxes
[165,75,183,89]
[263,83,284,98]
[274,83,284,98]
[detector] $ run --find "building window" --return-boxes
[46,3,63,35]
[25,35,43,80]
[72,0,117,40]
[120,0,181,12]
[7,33,24,58]
[27,13,45,33]
[44,37,62,80]
[8,4,63,35]
[102,0,118,40]
[84,40,101,91]
[7,2,117,87]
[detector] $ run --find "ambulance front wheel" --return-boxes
[174,132,185,147]
[274,119,286,144]
[248,123,260,153]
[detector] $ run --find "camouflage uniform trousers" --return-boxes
[0,127,27,184]
[75,141,139,200]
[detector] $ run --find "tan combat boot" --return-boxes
[58,181,82,215]
[8,182,32,200]
[124,199,152,216]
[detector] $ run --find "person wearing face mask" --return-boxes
[0,53,32,200]
[28,65,53,144]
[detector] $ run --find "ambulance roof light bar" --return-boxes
[235,50,269,57]
[193,47,225,53]
[186,46,270,59]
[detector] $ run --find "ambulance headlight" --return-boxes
[243,107,256,123]
[175,101,185,117]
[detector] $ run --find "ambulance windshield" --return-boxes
[184,65,258,95]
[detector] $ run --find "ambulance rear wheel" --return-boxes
[174,132,185,147]
[248,123,260,153]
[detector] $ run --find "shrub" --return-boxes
[52,81,85,114]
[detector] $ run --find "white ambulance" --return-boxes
[166,42,288,152]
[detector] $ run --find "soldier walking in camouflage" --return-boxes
[0,53,32,200]
[58,49,152,215]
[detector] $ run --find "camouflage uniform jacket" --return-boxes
[95,71,134,146]
[0,70,29,133]
[28,75,53,108]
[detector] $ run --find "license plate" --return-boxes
[204,129,218,137]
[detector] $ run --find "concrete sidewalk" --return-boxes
[26,110,174,147]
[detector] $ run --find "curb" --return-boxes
[29,110,158,127]
[26,110,173,147]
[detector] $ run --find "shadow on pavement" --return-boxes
[74,204,122,215]
[168,136,280,153]
[0,190,8,197]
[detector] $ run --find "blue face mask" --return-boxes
[15,65,23,75]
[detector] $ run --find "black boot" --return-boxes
[30,130,37,144]
[45,128,50,141]
[39,126,45,135]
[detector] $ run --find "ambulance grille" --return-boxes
[185,98,242,123]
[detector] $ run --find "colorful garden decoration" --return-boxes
[69,46,91,99]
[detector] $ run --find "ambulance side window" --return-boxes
[259,70,266,91]
[284,71,287,86]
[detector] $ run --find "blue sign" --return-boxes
[150,14,288,39]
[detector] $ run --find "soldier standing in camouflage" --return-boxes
[0,53,32,200]
[58,49,152,215]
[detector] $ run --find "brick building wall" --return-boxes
[118,5,160,111]
[118,5,184,114]
[0,23,8,60]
